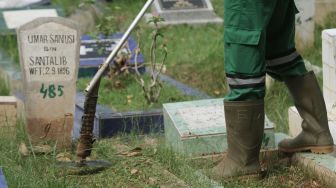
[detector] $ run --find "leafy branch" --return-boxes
[133,16,167,105]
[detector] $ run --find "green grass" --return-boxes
[51,0,82,16]
[0,35,19,67]
[86,0,226,96]
[77,75,195,112]
[0,125,328,187]
[0,0,335,187]
[0,77,9,96]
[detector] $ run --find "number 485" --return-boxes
[40,84,64,99]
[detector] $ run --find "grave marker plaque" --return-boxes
[17,17,80,148]
[163,98,275,156]
[146,0,222,25]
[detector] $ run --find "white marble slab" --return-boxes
[3,9,57,29]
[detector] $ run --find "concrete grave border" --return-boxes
[73,71,211,139]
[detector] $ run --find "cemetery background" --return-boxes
[0,0,335,187]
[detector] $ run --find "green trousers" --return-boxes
[224,0,308,101]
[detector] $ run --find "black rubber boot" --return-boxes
[209,100,264,180]
[278,71,334,154]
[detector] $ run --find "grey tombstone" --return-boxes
[146,0,222,25]
[17,17,80,149]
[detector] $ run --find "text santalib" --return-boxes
[29,56,68,66]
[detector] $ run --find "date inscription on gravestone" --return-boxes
[159,0,207,10]
[17,17,80,148]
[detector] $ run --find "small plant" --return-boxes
[96,15,168,106]
[133,16,167,105]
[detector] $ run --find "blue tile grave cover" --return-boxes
[79,34,145,77]
[0,167,8,188]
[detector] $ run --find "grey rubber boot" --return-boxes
[278,71,334,154]
[209,100,264,180]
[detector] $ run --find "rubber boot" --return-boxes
[209,100,264,180]
[278,71,334,154]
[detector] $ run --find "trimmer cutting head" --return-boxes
[57,160,112,175]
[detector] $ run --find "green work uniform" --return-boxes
[224,0,308,101]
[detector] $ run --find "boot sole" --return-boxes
[279,145,334,154]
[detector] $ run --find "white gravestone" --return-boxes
[322,29,336,119]
[17,17,80,148]
[294,0,315,49]
[4,9,58,29]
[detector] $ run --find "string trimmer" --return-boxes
[58,0,155,174]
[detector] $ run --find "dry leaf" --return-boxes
[148,177,157,185]
[32,145,52,154]
[144,159,151,164]
[127,151,142,157]
[56,152,72,162]
[19,143,29,156]
[117,147,142,156]
[131,169,138,175]
[214,90,221,95]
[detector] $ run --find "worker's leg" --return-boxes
[266,0,334,154]
[209,0,277,180]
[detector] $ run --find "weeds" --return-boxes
[133,16,168,105]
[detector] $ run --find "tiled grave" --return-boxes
[163,98,275,156]
[73,72,209,139]
[79,34,145,77]
[145,0,222,25]
[0,6,63,34]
